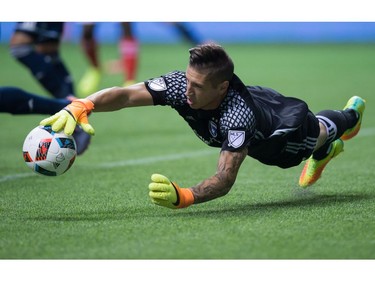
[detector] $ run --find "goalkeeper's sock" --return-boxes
[0,86,70,115]
[313,109,357,160]
[316,109,358,144]
[119,38,139,82]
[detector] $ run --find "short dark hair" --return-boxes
[188,43,234,85]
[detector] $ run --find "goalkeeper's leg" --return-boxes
[299,96,365,187]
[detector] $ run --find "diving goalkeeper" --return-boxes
[40,43,365,209]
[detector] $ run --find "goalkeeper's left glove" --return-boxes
[40,99,95,136]
[148,174,194,209]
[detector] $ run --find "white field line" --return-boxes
[98,149,216,168]
[0,172,36,183]
[0,149,216,183]
[1,127,374,183]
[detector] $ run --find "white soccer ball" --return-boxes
[22,125,77,176]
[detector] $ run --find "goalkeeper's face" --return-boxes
[185,66,229,110]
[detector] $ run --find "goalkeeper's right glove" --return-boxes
[40,99,95,136]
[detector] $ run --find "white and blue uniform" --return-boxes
[14,22,64,43]
[10,22,74,99]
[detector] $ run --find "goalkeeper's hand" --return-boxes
[40,99,95,136]
[148,174,194,209]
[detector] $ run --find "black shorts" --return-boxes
[15,22,64,43]
[248,109,320,169]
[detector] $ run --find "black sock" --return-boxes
[312,109,358,160]
[313,142,333,160]
[316,109,358,143]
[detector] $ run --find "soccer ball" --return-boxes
[22,125,77,176]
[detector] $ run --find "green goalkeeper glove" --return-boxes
[148,174,194,209]
[40,99,95,136]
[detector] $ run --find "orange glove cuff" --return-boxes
[66,99,95,120]
[172,182,195,209]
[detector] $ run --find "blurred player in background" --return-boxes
[40,43,366,209]
[78,22,201,97]
[170,22,201,45]
[78,22,139,97]
[8,22,91,155]
[10,22,74,99]
[0,86,70,115]
[0,86,91,155]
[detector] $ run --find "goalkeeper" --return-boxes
[40,43,366,209]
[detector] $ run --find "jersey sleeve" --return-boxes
[219,91,257,152]
[221,129,253,152]
[144,71,187,107]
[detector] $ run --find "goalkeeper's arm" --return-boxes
[149,148,248,209]
[40,83,154,134]
[190,148,248,204]
[86,83,154,112]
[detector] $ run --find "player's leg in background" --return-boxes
[119,22,139,86]
[77,23,102,97]
[0,86,70,115]
[9,22,75,99]
[171,22,201,45]
[9,22,91,155]
[0,85,92,156]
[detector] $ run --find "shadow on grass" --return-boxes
[24,192,374,222]
[179,191,375,218]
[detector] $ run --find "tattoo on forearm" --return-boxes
[191,148,247,204]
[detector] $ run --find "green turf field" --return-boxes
[0,43,374,259]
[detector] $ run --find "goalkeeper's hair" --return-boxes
[188,43,234,86]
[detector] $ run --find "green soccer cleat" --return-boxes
[341,96,366,141]
[299,139,344,188]
[77,67,101,98]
